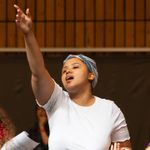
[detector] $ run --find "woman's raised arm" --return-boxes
[14,4,55,105]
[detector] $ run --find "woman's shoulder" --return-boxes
[94,96,120,111]
[95,96,114,105]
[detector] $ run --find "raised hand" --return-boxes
[14,4,32,34]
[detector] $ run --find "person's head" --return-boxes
[61,54,98,93]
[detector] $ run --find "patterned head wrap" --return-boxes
[63,54,98,88]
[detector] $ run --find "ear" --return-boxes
[88,72,95,81]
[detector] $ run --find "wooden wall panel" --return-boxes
[125,0,135,20]
[0,23,6,47]
[66,23,75,47]
[26,0,35,20]
[135,22,145,47]
[86,0,94,20]
[0,0,150,49]
[125,22,135,47]
[0,0,6,21]
[66,0,74,20]
[136,0,145,20]
[115,22,125,47]
[36,0,45,21]
[96,0,104,20]
[36,23,45,47]
[46,23,55,47]
[17,0,26,10]
[146,0,150,20]
[7,23,16,47]
[95,23,105,47]
[105,22,115,47]
[8,0,18,21]
[46,0,55,20]
[56,23,65,47]
[76,0,84,20]
[146,22,150,47]
[56,0,65,20]
[105,0,115,20]
[0,0,6,47]
[85,23,94,47]
[17,30,25,47]
[35,0,45,47]
[116,0,124,20]
[76,23,84,47]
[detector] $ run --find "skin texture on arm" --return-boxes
[14,4,55,105]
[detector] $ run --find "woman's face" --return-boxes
[61,58,92,93]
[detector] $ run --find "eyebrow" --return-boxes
[62,62,81,69]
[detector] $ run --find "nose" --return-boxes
[66,68,72,74]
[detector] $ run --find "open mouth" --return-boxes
[66,76,74,81]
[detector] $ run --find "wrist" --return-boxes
[24,30,33,37]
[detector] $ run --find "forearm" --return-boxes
[39,126,48,145]
[24,31,46,77]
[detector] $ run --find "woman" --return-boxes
[14,4,132,149]
[0,108,15,148]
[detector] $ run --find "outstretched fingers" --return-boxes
[26,8,31,17]
[14,4,32,34]
[14,4,23,15]
[14,5,31,23]
[14,4,24,23]
[14,4,30,17]
[14,4,19,10]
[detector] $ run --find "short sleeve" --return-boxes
[37,82,68,115]
[111,102,130,142]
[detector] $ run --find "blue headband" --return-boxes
[63,54,98,88]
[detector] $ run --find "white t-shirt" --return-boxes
[41,82,130,150]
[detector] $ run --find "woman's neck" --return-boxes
[69,89,95,106]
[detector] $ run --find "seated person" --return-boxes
[29,105,49,150]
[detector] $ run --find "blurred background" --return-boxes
[0,0,150,149]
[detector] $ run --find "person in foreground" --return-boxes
[14,4,132,150]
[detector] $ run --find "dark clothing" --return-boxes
[28,122,49,150]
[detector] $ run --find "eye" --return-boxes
[62,69,66,74]
[72,64,80,69]
[73,66,79,69]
